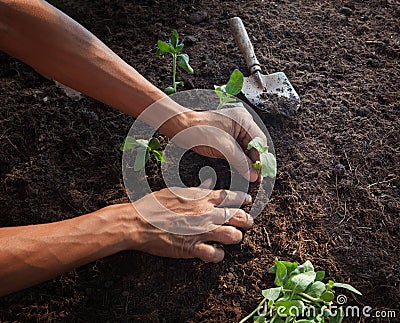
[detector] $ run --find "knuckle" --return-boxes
[234,209,246,220]
[224,226,243,243]
[211,189,228,204]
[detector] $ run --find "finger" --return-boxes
[198,177,213,189]
[192,243,224,263]
[208,189,252,207]
[203,225,243,245]
[237,120,269,165]
[230,141,260,182]
[257,173,263,183]
[224,208,254,230]
[208,207,253,230]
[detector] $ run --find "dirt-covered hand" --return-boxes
[120,186,253,263]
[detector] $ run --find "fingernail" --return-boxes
[245,194,252,203]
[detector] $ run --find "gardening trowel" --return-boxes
[230,17,300,115]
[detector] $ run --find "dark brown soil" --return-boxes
[1,0,399,322]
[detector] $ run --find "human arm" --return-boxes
[0,0,188,136]
[0,0,269,182]
[0,187,253,296]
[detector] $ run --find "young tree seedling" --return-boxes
[240,259,362,323]
[247,137,276,178]
[156,30,193,95]
[214,69,244,109]
[120,136,166,171]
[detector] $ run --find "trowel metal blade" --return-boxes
[242,72,301,115]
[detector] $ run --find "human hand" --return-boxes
[172,108,269,183]
[118,185,253,263]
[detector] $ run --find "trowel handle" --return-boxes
[230,17,261,75]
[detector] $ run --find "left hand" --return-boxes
[174,108,269,182]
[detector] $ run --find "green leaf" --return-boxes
[296,320,313,323]
[306,281,326,298]
[148,137,161,150]
[319,291,334,302]
[177,54,193,74]
[157,40,173,54]
[333,283,362,295]
[329,307,344,323]
[134,148,148,171]
[120,136,137,151]
[315,271,325,282]
[323,307,333,316]
[225,69,244,95]
[274,260,288,287]
[291,260,314,275]
[253,316,266,323]
[247,137,264,152]
[275,299,305,317]
[285,271,316,293]
[260,152,277,178]
[175,43,184,53]
[221,96,237,103]
[170,29,179,48]
[155,48,163,57]
[252,161,262,173]
[262,287,282,301]
[214,85,224,100]
[222,101,244,107]
[270,261,298,275]
[152,150,166,163]
[135,139,149,148]
[326,280,335,291]
[165,86,176,95]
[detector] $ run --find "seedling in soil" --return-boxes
[247,137,276,178]
[120,136,166,171]
[156,30,193,95]
[214,69,244,109]
[240,259,362,323]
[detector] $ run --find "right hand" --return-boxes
[118,186,253,263]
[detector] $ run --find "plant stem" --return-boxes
[298,292,321,303]
[216,98,224,110]
[172,53,177,93]
[239,297,267,323]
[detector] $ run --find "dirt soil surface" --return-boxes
[1,0,399,322]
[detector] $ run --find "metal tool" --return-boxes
[230,17,300,115]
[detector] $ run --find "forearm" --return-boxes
[0,0,190,136]
[0,205,133,296]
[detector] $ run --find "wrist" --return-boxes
[157,101,194,138]
[102,203,148,252]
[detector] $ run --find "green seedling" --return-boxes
[156,30,193,95]
[120,136,166,171]
[240,259,362,323]
[247,137,276,178]
[214,69,244,109]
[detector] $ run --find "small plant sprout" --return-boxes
[247,137,276,178]
[240,259,362,323]
[214,69,244,109]
[120,136,166,171]
[156,30,193,95]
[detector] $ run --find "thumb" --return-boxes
[198,177,214,189]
